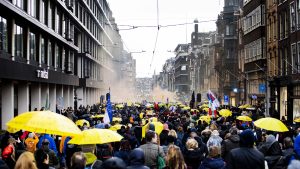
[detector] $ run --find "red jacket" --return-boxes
[2,144,14,159]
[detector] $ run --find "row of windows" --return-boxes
[244,38,264,63]
[290,42,300,74]
[243,5,265,35]
[289,1,300,33]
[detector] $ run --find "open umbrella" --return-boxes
[203,107,209,112]
[91,114,104,119]
[199,115,211,124]
[84,152,97,165]
[68,129,123,145]
[142,121,164,137]
[254,117,289,132]
[236,116,252,122]
[116,104,124,109]
[75,119,90,127]
[219,109,232,117]
[109,124,124,131]
[182,106,191,110]
[294,118,300,123]
[112,117,122,122]
[6,111,81,136]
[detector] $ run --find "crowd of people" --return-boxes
[1,102,300,169]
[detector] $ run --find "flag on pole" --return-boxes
[207,90,220,108]
[103,92,112,124]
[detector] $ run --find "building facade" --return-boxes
[0,0,123,129]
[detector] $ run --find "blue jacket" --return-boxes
[294,134,300,156]
[38,134,58,155]
[198,157,226,169]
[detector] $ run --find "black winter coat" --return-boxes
[227,147,265,169]
[127,148,150,169]
[221,134,240,162]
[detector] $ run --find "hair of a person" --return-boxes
[186,138,198,150]
[70,152,87,169]
[166,145,186,169]
[208,146,221,158]
[14,152,37,169]
[145,130,156,142]
[283,137,293,148]
[119,140,131,151]
[168,129,178,138]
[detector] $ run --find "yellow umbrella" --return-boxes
[146,110,155,116]
[219,109,232,117]
[182,106,191,110]
[238,104,251,109]
[139,113,144,119]
[116,104,124,109]
[109,124,124,131]
[203,107,209,112]
[199,115,211,124]
[112,117,122,122]
[6,111,81,136]
[294,118,300,123]
[142,121,164,137]
[200,104,209,108]
[91,114,104,119]
[75,119,90,127]
[191,109,199,113]
[68,129,123,145]
[254,117,289,132]
[134,103,141,107]
[150,117,158,122]
[84,152,97,165]
[237,116,252,122]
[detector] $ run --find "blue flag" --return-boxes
[103,92,113,124]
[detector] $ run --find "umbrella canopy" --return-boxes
[75,119,90,127]
[219,109,232,117]
[191,109,199,113]
[246,107,256,110]
[203,107,209,112]
[199,104,209,108]
[237,116,252,122]
[182,106,191,110]
[116,104,124,109]
[112,117,122,122]
[109,124,124,131]
[294,118,300,123]
[6,111,81,136]
[142,121,163,137]
[254,117,289,132]
[91,114,104,119]
[238,104,251,109]
[199,115,211,124]
[68,129,123,145]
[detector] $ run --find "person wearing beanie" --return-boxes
[227,129,265,169]
[159,123,169,146]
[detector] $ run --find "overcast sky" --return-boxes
[108,0,224,78]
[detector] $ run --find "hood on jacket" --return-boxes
[129,148,145,166]
[200,157,225,169]
[228,134,240,143]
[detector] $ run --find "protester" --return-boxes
[199,145,226,169]
[2,137,16,169]
[35,139,59,168]
[14,151,37,169]
[183,138,206,169]
[165,145,186,169]
[227,129,265,169]
[35,150,55,169]
[25,133,39,153]
[37,134,58,155]
[221,127,240,162]
[114,140,132,165]
[70,152,87,169]
[126,148,150,169]
[100,157,126,169]
[139,130,165,169]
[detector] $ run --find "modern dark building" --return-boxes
[0,0,123,129]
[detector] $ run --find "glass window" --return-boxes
[56,10,61,34]
[0,16,8,52]
[41,37,46,64]
[14,24,23,58]
[49,41,53,66]
[290,2,296,32]
[41,0,47,25]
[28,0,36,18]
[56,45,62,68]
[29,32,36,61]
[181,65,186,71]
[13,0,25,10]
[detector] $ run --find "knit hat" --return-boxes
[239,129,255,147]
